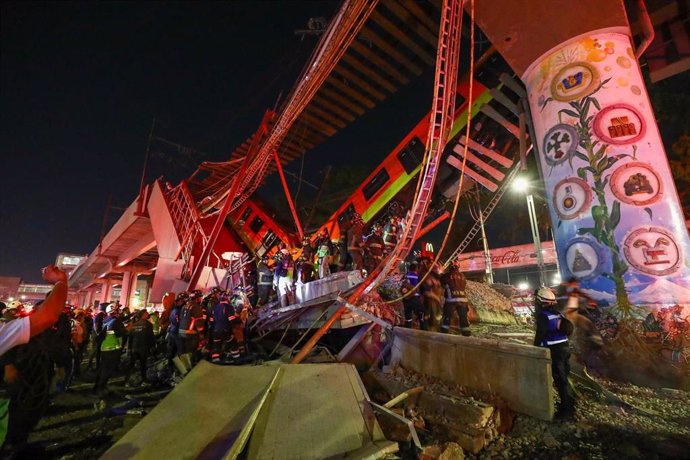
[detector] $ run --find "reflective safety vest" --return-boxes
[258,265,273,286]
[540,311,568,346]
[101,317,122,351]
[404,272,421,297]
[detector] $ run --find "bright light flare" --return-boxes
[517,282,530,291]
[513,177,529,193]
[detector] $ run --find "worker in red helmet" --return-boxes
[441,264,471,336]
[383,216,401,254]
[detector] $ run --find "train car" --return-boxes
[227,197,298,259]
[314,78,493,241]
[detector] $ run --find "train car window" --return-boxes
[362,168,390,201]
[239,206,252,225]
[249,216,264,234]
[397,136,425,174]
[454,93,466,110]
[261,229,277,247]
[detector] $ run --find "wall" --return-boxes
[390,327,554,420]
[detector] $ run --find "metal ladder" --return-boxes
[441,158,522,270]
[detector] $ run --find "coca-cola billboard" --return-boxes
[455,241,557,272]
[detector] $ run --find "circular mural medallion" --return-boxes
[550,61,600,102]
[610,161,663,206]
[542,124,579,166]
[553,177,592,220]
[592,104,646,145]
[565,237,605,281]
[623,226,682,276]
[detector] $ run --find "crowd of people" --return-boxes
[0,265,256,455]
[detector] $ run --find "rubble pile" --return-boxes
[466,281,512,311]
[364,366,501,455]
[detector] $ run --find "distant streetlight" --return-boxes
[518,282,530,291]
[513,176,547,287]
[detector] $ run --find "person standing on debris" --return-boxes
[401,262,425,329]
[314,229,334,278]
[441,264,471,336]
[124,310,154,387]
[273,244,295,307]
[383,216,401,254]
[298,237,316,283]
[256,255,274,305]
[177,290,205,367]
[364,223,385,275]
[93,304,125,395]
[228,289,250,360]
[533,287,576,419]
[347,213,365,271]
[336,210,353,271]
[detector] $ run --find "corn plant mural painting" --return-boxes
[523,31,690,376]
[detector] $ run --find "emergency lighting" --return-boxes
[513,177,529,193]
[20,295,26,300]
[517,282,530,291]
[8,297,15,302]
[553,274,562,285]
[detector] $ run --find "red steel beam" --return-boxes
[273,149,304,240]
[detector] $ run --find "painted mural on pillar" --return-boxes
[524,32,690,369]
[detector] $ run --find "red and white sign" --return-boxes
[455,241,557,272]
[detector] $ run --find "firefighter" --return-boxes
[229,287,250,360]
[298,236,316,283]
[93,303,125,395]
[177,290,205,370]
[86,302,107,370]
[401,262,425,329]
[533,287,576,419]
[314,230,334,279]
[256,255,274,306]
[124,309,154,386]
[364,223,385,274]
[273,244,295,307]
[441,264,471,336]
[383,216,401,254]
[347,213,365,271]
[209,290,233,362]
[419,257,443,331]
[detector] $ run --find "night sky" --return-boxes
[1,1,351,282]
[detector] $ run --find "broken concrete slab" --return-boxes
[389,327,554,421]
[103,361,394,460]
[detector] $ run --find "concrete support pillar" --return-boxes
[96,280,113,303]
[119,272,138,308]
[523,30,690,311]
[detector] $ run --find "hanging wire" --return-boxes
[374,0,477,304]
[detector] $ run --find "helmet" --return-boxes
[536,287,557,305]
[373,223,383,234]
[7,300,24,310]
[105,303,118,314]
[189,290,203,301]
[175,292,189,302]
[210,286,222,295]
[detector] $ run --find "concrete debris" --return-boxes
[439,442,464,460]
[466,281,512,311]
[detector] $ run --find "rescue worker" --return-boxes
[383,216,401,254]
[177,290,205,369]
[337,210,353,271]
[401,262,425,329]
[441,264,471,336]
[256,255,274,305]
[533,287,576,419]
[347,213,365,271]
[228,289,250,360]
[364,223,385,274]
[209,290,233,362]
[87,302,107,370]
[419,257,443,331]
[273,244,295,307]
[124,309,154,386]
[314,229,334,279]
[93,303,125,395]
[298,236,315,283]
